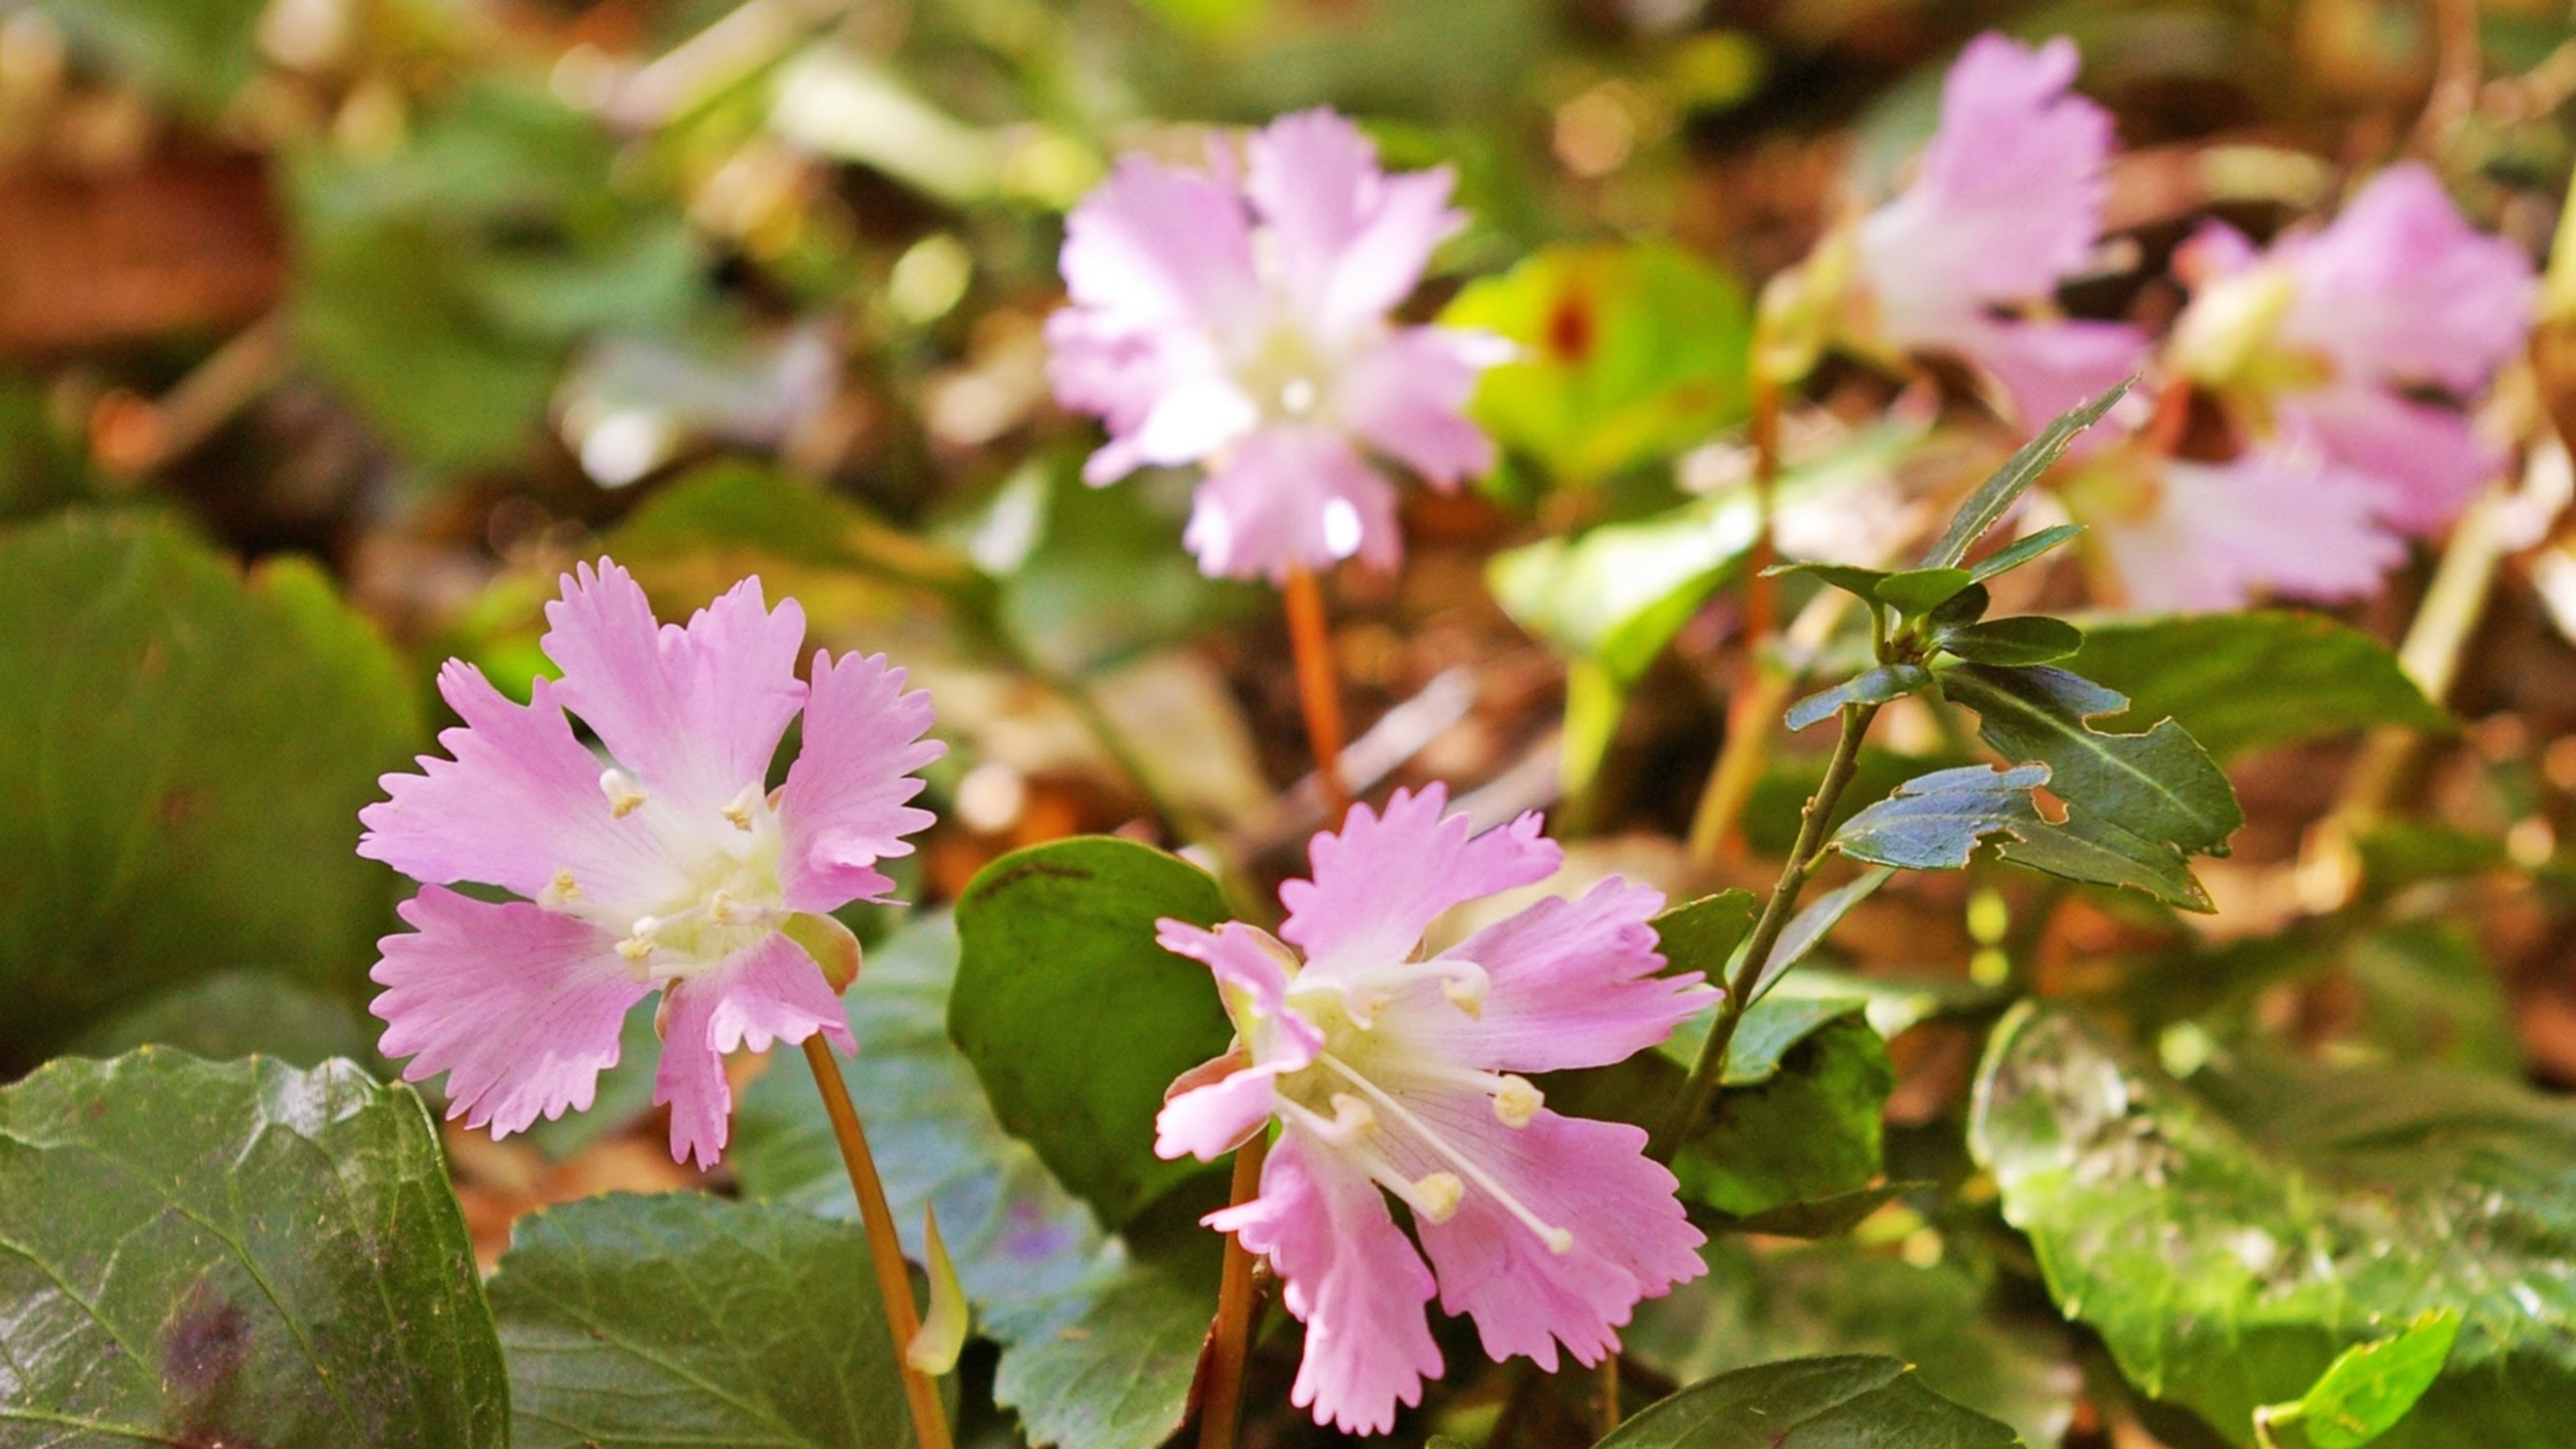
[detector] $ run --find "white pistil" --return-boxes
[1280,1092,1378,1146]
[600,768,648,818]
[721,783,763,831]
[538,869,580,909]
[1315,1050,1576,1256]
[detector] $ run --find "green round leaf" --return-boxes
[950,837,1234,1228]
[0,513,422,1067]
[0,1049,505,1447]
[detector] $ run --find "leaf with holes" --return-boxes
[1835,763,2212,912]
[0,1050,505,1448]
[1938,664,2242,856]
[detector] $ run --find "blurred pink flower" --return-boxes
[2065,445,2408,612]
[359,560,942,1167]
[1154,785,1711,1434]
[2171,163,2536,534]
[1852,33,2147,429]
[1046,110,1504,582]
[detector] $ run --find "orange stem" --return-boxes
[802,1038,953,1449]
[1197,1132,1272,1449]
[1283,567,1351,817]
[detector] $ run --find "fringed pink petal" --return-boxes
[1400,877,1712,1073]
[1180,425,1403,582]
[1281,784,1559,979]
[1207,1129,1442,1435]
[2277,386,2505,535]
[2276,163,2536,396]
[777,650,943,914]
[1244,108,1466,340]
[2085,449,2405,613]
[1336,327,1505,486]
[653,934,857,1168]
[370,886,651,1140]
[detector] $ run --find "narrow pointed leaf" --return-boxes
[1969,523,2087,582]
[1923,380,2131,569]
[1786,663,1933,732]
[1938,616,2085,666]
[1752,867,1895,1003]
[1597,1354,2022,1448]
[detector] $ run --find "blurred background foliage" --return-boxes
[7,0,2576,1445]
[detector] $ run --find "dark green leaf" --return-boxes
[1968,523,2087,583]
[1678,1010,1893,1219]
[1786,663,1933,732]
[1874,566,1974,616]
[1938,663,2242,855]
[1972,1004,2576,1448]
[1938,616,2086,666]
[1598,1354,2023,1448]
[487,1193,907,1449]
[0,514,421,1068]
[1923,580,1993,634]
[951,838,1234,1229]
[1651,890,1759,983]
[1441,241,1751,485]
[1764,560,1892,598]
[2278,1309,2462,1449]
[1835,763,2213,911]
[2067,612,2451,762]
[1710,1184,1912,1239]
[0,1050,505,1447]
[733,915,1108,1309]
[1922,381,2131,569]
[1629,1239,2075,1446]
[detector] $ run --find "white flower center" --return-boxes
[1250,944,1574,1255]
[549,774,791,983]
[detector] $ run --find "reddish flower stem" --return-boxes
[802,1038,954,1449]
[1283,567,1352,818]
[1197,1132,1272,1449]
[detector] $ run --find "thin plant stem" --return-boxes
[1658,702,1881,1157]
[1196,1131,1272,1449]
[801,1038,954,1449]
[1593,1354,1623,1437]
[1283,567,1352,817]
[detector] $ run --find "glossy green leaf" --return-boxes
[1972,1004,2576,1448]
[1598,1354,2023,1448]
[1834,763,2213,912]
[1921,380,2130,569]
[1938,616,2086,666]
[0,1050,505,1448]
[487,1193,907,1449]
[1922,580,1993,633]
[1938,663,2243,855]
[1785,663,1932,731]
[1629,1240,2077,1447]
[1442,241,1751,485]
[2270,1309,2462,1449]
[951,838,1234,1228]
[2067,612,2451,762]
[1672,1004,1893,1220]
[0,513,420,1068]
[1968,523,2087,582]
[733,915,1109,1309]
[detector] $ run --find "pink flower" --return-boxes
[2170,164,2536,533]
[1046,109,1504,582]
[1153,786,1712,1434]
[2062,445,2407,612]
[1851,34,2147,429]
[359,561,943,1167]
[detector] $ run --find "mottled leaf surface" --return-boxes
[0,1050,505,1448]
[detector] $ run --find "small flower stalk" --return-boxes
[1155,786,1712,1434]
[360,559,943,1167]
[1047,109,1505,582]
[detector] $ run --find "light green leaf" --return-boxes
[2270,1308,2462,1449]
[487,1193,908,1449]
[32,0,266,116]
[984,1234,1224,1449]
[1650,889,1759,984]
[2067,612,2451,762]
[1598,1354,2023,1448]
[0,513,421,1067]
[1442,241,1751,486]
[1753,867,1895,1003]
[1487,487,1760,683]
[950,838,1234,1229]
[1629,1239,2077,1447]
[1938,663,2243,856]
[1972,1004,2576,1448]
[1874,566,1974,616]
[0,1050,505,1448]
